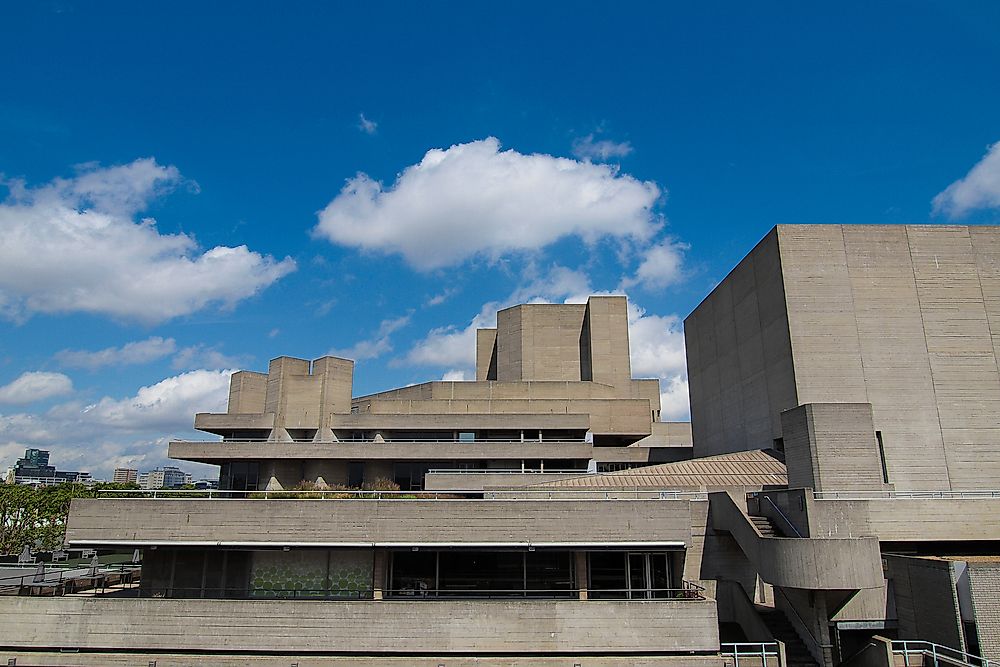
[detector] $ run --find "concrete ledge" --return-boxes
[169,440,594,463]
[66,498,696,547]
[0,597,720,654]
[0,653,729,667]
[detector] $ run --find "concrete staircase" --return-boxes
[757,607,818,667]
[748,514,780,537]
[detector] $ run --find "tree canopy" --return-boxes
[0,483,136,556]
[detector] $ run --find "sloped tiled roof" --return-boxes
[531,449,787,489]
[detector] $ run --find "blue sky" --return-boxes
[1,1,999,478]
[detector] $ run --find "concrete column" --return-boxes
[372,549,388,600]
[575,551,588,600]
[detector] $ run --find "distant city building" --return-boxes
[112,468,138,484]
[138,466,189,489]
[6,448,90,487]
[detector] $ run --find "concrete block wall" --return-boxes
[968,563,1000,661]
[686,224,1000,491]
[685,228,797,457]
[227,371,267,414]
[885,555,964,649]
[780,403,886,491]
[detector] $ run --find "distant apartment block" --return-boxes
[137,466,189,490]
[111,468,138,484]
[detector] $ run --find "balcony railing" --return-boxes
[174,436,589,444]
[0,564,140,596]
[893,640,996,667]
[814,489,1000,500]
[85,488,710,501]
[4,583,707,601]
[721,642,781,667]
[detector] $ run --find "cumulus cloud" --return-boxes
[0,372,74,405]
[171,344,247,371]
[932,141,1000,218]
[330,314,412,361]
[358,113,378,134]
[56,336,178,370]
[70,368,233,432]
[441,369,470,381]
[571,134,633,162]
[404,303,498,369]
[621,239,689,291]
[0,158,296,323]
[624,305,689,419]
[0,368,232,478]
[314,137,662,270]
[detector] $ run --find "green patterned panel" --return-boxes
[249,550,373,598]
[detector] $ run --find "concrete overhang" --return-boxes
[168,440,595,463]
[66,498,696,549]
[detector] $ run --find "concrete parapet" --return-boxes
[66,498,697,548]
[0,597,720,654]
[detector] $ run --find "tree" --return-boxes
[0,482,137,556]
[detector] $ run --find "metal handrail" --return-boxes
[173,437,589,444]
[12,584,705,601]
[814,489,1000,500]
[426,468,589,474]
[87,488,712,500]
[773,586,833,664]
[893,640,996,667]
[755,494,804,538]
[0,564,140,594]
[721,642,780,667]
[383,586,703,599]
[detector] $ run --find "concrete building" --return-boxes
[112,467,138,484]
[683,225,1000,661]
[4,448,90,487]
[2,231,1000,667]
[137,466,189,489]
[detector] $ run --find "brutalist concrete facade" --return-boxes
[686,224,1000,491]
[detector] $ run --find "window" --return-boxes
[347,462,364,488]
[589,551,673,599]
[388,550,575,598]
[220,462,259,492]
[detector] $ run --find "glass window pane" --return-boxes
[526,551,574,597]
[650,553,671,598]
[588,551,627,599]
[390,551,436,596]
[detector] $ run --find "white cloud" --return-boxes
[0,372,73,405]
[0,159,296,323]
[571,134,634,162]
[509,265,598,305]
[71,369,233,432]
[171,345,247,371]
[659,376,690,421]
[1,369,233,478]
[314,137,662,270]
[621,239,688,291]
[330,314,412,361]
[56,336,177,370]
[932,141,1000,218]
[405,301,500,368]
[358,113,378,135]
[441,369,470,381]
